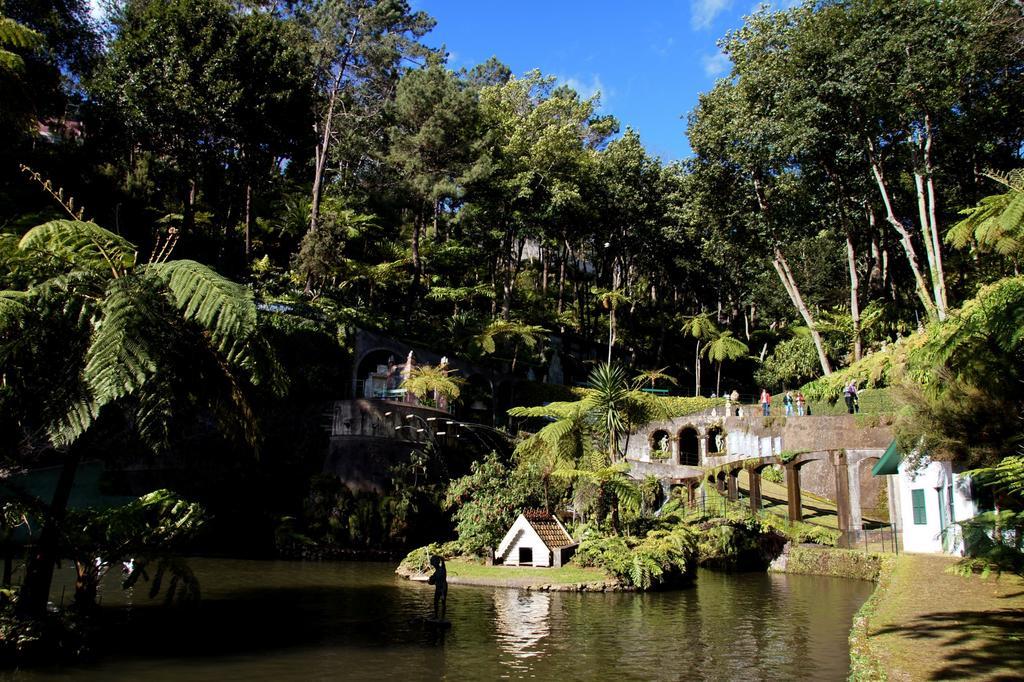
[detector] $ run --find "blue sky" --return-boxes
[415,1,798,161]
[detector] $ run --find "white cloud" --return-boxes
[691,0,734,30]
[701,51,731,78]
[560,74,609,106]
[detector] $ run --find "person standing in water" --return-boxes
[428,554,448,621]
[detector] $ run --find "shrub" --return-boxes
[574,526,697,590]
[761,465,784,484]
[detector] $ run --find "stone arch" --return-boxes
[354,348,401,398]
[858,456,887,522]
[459,373,495,425]
[649,429,671,459]
[706,425,724,455]
[678,426,700,466]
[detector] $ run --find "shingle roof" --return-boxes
[523,509,573,549]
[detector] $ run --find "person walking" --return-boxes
[796,391,806,416]
[843,380,859,414]
[760,389,771,416]
[783,391,794,416]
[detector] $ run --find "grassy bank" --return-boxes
[397,556,616,590]
[851,554,1024,681]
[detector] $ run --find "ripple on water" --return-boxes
[15,559,871,681]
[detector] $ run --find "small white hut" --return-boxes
[872,442,980,555]
[495,509,577,567]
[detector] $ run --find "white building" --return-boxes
[495,510,577,567]
[874,443,979,555]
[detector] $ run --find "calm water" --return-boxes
[9,559,872,681]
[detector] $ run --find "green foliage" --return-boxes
[0,219,280,451]
[401,364,463,403]
[63,490,206,609]
[951,510,1024,578]
[574,525,697,590]
[19,220,137,275]
[761,465,784,484]
[280,473,445,556]
[949,170,1024,259]
[655,396,724,418]
[784,547,886,581]
[444,453,538,555]
[966,456,1024,499]
[397,541,462,575]
[756,335,822,388]
[0,13,42,73]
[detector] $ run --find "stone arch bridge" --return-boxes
[624,408,893,534]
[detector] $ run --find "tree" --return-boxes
[300,0,434,236]
[681,313,717,397]
[1,217,282,619]
[401,364,462,405]
[90,0,241,235]
[948,170,1024,265]
[61,490,205,611]
[704,330,749,396]
[388,61,480,297]
[469,71,616,319]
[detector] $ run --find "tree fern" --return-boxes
[19,220,137,276]
[83,277,163,412]
[147,259,257,357]
[0,14,42,73]
[948,170,1024,258]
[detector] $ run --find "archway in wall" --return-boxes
[678,427,699,466]
[356,349,400,398]
[458,373,494,425]
[858,456,888,522]
[650,430,671,459]
[706,426,723,455]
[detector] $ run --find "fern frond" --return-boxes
[83,277,162,411]
[19,220,137,276]
[0,16,43,49]
[147,260,257,357]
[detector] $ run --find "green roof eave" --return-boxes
[872,440,902,476]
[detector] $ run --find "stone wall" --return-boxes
[629,409,892,506]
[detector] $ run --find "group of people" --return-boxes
[759,389,809,417]
[754,380,861,416]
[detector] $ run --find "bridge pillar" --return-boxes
[698,433,709,465]
[671,436,681,466]
[786,464,802,522]
[833,450,852,533]
[726,469,739,501]
[749,469,762,513]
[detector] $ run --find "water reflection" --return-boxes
[493,590,551,665]
[15,561,872,681]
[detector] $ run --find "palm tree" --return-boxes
[632,367,678,391]
[474,319,547,371]
[508,362,670,532]
[1,219,281,619]
[401,364,463,405]
[593,287,630,363]
[704,331,749,397]
[587,362,629,463]
[682,313,718,397]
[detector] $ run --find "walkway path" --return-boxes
[865,554,1024,680]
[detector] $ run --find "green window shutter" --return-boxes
[911,489,927,525]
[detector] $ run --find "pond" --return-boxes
[12,559,873,681]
